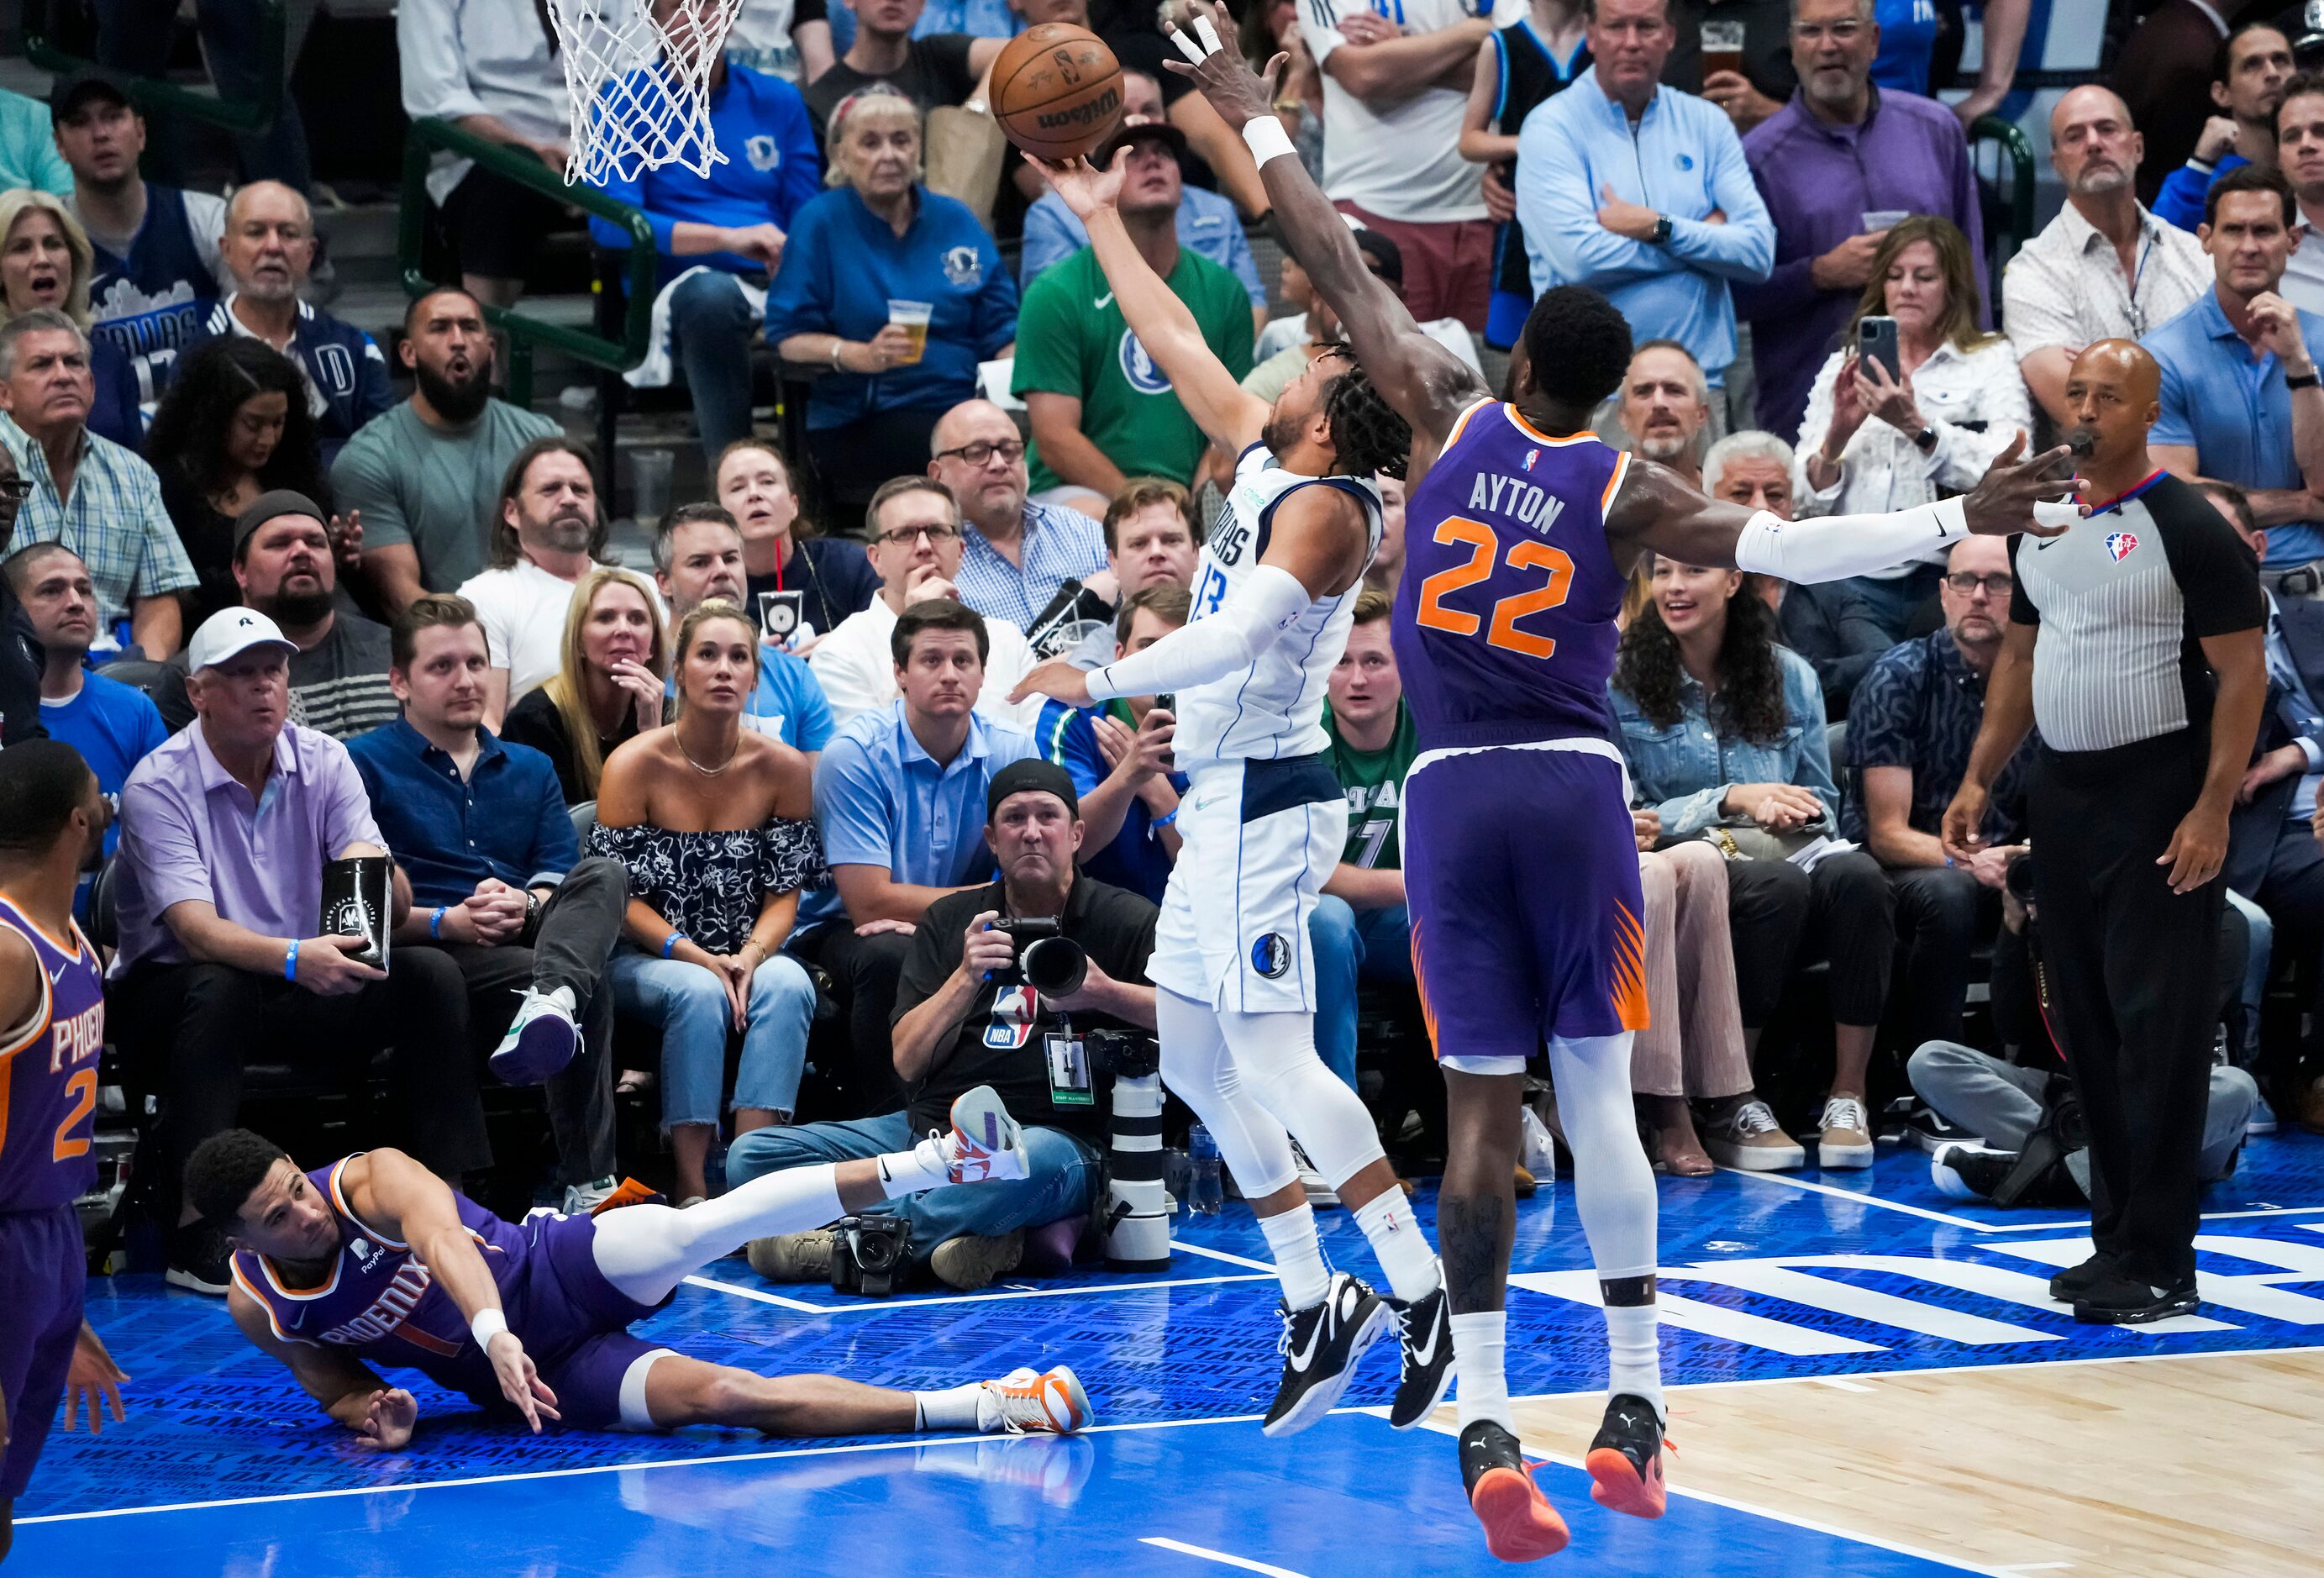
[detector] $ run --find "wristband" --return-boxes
[1151,807,1180,829]
[661,930,685,959]
[285,938,299,981]
[1241,114,1297,169]
[2290,370,2321,390]
[429,905,448,939]
[470,1307,509,1349]
[829,339,846,372]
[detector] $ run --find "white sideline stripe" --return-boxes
[1140,1536,1311,1578]
[1169,1239,1278,1270]
[681,1275,823,1312]
[684,1269,1271,1313]
[1717,1168,2005,1230]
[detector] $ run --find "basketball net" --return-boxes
[546,0,746,187]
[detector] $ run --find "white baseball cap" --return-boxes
[186,607,297,672]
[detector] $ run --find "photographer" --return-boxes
[731,760,1159,1292]
[1911,853,2258,1204]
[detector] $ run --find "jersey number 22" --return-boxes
[1414,516,1574,657]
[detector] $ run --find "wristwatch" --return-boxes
[1912,425,1939,454]
[2289,367,2321,390]
[1650,213,1674,245]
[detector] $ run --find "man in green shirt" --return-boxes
[1011,119,1254,511]
[1311,589,1417,1095]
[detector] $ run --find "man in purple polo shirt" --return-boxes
[1734,0,1986,439]
[111,607,488,1296]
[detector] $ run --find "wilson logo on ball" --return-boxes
[1038,88,1121,130]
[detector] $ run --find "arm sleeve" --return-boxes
[1660,116,1775,283]
[1514,113,1672,291]
[331,437,410,550]
[1086,563,1311,702]
[2152,164,2213,233]
[2161,500,2268,637]
[810,737,900,870]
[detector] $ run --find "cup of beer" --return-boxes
[888,300,933,366]
[1862,209,1910,232]
[1701,18,1747,78]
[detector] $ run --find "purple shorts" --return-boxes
[1403,743,1649,1061]
[1,1206,86,1500]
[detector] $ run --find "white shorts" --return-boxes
[1153,755,1347,1014]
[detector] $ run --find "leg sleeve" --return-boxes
[1544,1032,1658,1281]
[1156,986,1299,1200]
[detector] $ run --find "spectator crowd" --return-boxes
[5,0,2317,1296]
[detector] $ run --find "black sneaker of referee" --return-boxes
[2072,1265,2200,1324]
[2048,1250,2119,1302]
[1385,1280,1454,1429]
[1261,1271,1388,1437]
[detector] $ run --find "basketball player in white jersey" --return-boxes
[1012,151,1455,1437]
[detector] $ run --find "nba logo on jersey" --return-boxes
[1249,934,1291,979]
[2106,532,2138,562]
[1523,448,1539,471]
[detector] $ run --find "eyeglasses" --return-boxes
[932,439,1026,468]
[875,523,963,546]
[1943,572,2014,597]
[1790,19,1864,42]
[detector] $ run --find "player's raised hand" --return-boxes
[1963,433,2085,539]
[63,1321,127,1434]
[485,1329,560,1433]
[1025,148,1128,220]
[354,1387,418,1450]
[1163,0,1284,129]
[1010,658,1094,709]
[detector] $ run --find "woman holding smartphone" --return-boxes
[1793,216,2029,641]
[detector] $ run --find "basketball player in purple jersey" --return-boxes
[1165,3,2082,1558]
[0,742,129,1561]
[187,1098,1091,1450]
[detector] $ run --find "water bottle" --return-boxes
[1187,1124,1224,1216]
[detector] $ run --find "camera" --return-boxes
[1087,1028,1172,1272]
[828,1213,912,1297]
[993,916,1088,996]
[2005,849,2037,905]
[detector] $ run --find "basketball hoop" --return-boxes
[546,0,745,187]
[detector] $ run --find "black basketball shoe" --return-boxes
[2072,1266,2200,1325]
[1459,1419,1569,1561]
[1261,1271,1389,1438]
[2048,1251,2117,1302]
[1584,1392,1669,1519]
[1385,1280,1455,1429]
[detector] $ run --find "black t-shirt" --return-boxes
[745,534,882,641]
[803,34,981,146]
[500,684,642,806]
[1660,0,1800,100]
[891,875,1159,1144]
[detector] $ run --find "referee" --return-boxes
[1944,339,2267,1325]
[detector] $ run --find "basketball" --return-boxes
[990,23,1124,163]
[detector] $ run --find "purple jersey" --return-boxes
[230,1156,529,1394]
[1392,399,1632,751]
[0,897,104,1211]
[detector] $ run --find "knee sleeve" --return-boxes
[1545,1032,1657,1281]
[1217,1007,1386,1191]
[1156,989,1298,1198]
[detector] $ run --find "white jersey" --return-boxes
[1175,444,1383,765]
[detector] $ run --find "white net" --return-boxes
[546,0,747,187]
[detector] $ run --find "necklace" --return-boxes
[676,729,740,776]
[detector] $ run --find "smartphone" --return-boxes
[756,589,804,644]
[1857,315,1901,384]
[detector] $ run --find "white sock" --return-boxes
[1604,1302,1664,1423]
[913,1381,983,1432]
[1450,1310,1512,1431]
[878,1134,950,1199]
[1258,1203,1332,1310]
[1351,1190,1440,1304]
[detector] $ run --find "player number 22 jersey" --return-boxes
[1175,444,1383,765]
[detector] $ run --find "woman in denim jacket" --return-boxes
[1612,557,1896,1170]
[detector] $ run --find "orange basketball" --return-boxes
[990,24,1124,163]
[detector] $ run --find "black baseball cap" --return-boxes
[50,70,134,124]
[986,759,1081,820]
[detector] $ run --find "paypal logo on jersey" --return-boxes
[1119,331,1173,396]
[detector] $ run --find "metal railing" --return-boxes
[1970,113,2038,286]
[22,0,287,134]
[397,117,658,409]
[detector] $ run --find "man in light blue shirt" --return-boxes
[2145,165,2324,587]
[802,598,1038,1112]
[1516,0,1772,400]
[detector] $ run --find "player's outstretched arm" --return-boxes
[227,1282,408,1444]
[1031,152,1271,455]
[347,1149,562,1433]
[1610,434,2083,577]
[1164,0,1486,455]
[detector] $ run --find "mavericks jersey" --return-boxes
[1393,400,1632,750]
[78,184,227,402]
[1176,443,1382,764]
[0,896,103,1210]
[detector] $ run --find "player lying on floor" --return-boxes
[187,1091,1089,1449]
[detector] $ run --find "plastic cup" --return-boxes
[1862,209,1910,233]
[888,300,933,366]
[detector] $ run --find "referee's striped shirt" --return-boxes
[2007,471,2264,753]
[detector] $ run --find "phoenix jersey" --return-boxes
[230,1156,527,1391]
[0,897,103,1210]
[1392,399,1632,750]
[1175,442,1382,764]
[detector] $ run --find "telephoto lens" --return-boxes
[1087,1029,1172,1271]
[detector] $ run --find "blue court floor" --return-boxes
[18,1132,2324,1575]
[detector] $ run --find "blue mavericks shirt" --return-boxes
[84,183,223,402]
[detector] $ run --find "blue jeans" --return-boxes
[726,1112,1103,1262]
[609,949,816,1128]
[1309,895,1415,1091]
[668,270,758,460]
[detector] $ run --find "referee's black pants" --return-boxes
[2030,730,2220,1288]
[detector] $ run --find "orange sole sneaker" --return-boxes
[1585,1442,1668,1519]
[1470,1465,1571,1562]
